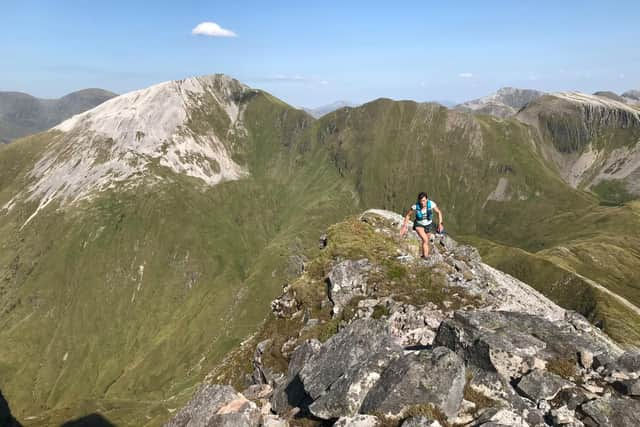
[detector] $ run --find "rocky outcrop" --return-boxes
[434,310,623,381]
[181,210,640,427]
[327,259,372,315]
[359,347,465,418]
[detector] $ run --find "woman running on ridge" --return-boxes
[399,192,444,259]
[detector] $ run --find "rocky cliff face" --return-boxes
[517,92,640,196]
[166,210,640,427]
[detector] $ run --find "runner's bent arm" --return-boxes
[434,206,444,231]
[400,207,414,236]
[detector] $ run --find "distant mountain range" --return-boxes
[455,87,640,118]
[0,88,116,143]
[303,100,357,118]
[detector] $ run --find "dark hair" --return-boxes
[417,192,428,202]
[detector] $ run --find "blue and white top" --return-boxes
[412,200,437,226]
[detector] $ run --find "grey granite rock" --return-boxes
[360,347,465,420]
[271,339,321,415]
[299,319,400,401]
[308,349,400,419]
[334,414,380,427]
[580,395,640,427]
[516,369,573,401]
[164,384,260,427]
[328,259,372,315]
[435,310,621,381]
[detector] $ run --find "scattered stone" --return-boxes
[616,351,640,373]
[581,384,604,394]
[262,415,288,427]
[328,259,372,315]
[550,405,581,426]
[401,416,442,427]
[553,388,590,411]
[164,384,260,427]
[475,408,527,426]
[386,303,444,346]
[579,350,594,370]
[613,378,640,396]
[516,369,573,401]
[580,395,640,427]
[271,294,299,319]
[334,414,380,427]
[318,233,328,249]
[360,347,466,420]
[241,384,273,401]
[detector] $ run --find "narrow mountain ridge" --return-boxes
[169,210,640,427]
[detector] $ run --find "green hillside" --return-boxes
[0,79,639,426]
[0,89,357,426]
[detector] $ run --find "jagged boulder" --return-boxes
[308,349,401,419]
[164,384,260,427]
[328,259,372,315]
[299,319,402,402]
[271,339,321,415]
[516,369,573,401]
[360,347,466,420]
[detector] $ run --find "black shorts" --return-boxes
[413,222,435,233]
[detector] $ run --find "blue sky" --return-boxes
[1,1,639,107]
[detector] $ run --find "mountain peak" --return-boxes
[455,87,545,118]
[8,74,254,225]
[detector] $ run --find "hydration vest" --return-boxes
[415,200,433,222]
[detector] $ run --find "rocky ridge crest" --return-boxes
[168,209,639,427]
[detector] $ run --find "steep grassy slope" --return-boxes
[0,89,357,426]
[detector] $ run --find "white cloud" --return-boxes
[192,22,237,37]
[458,72,473,78]
[319,80,329,85]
